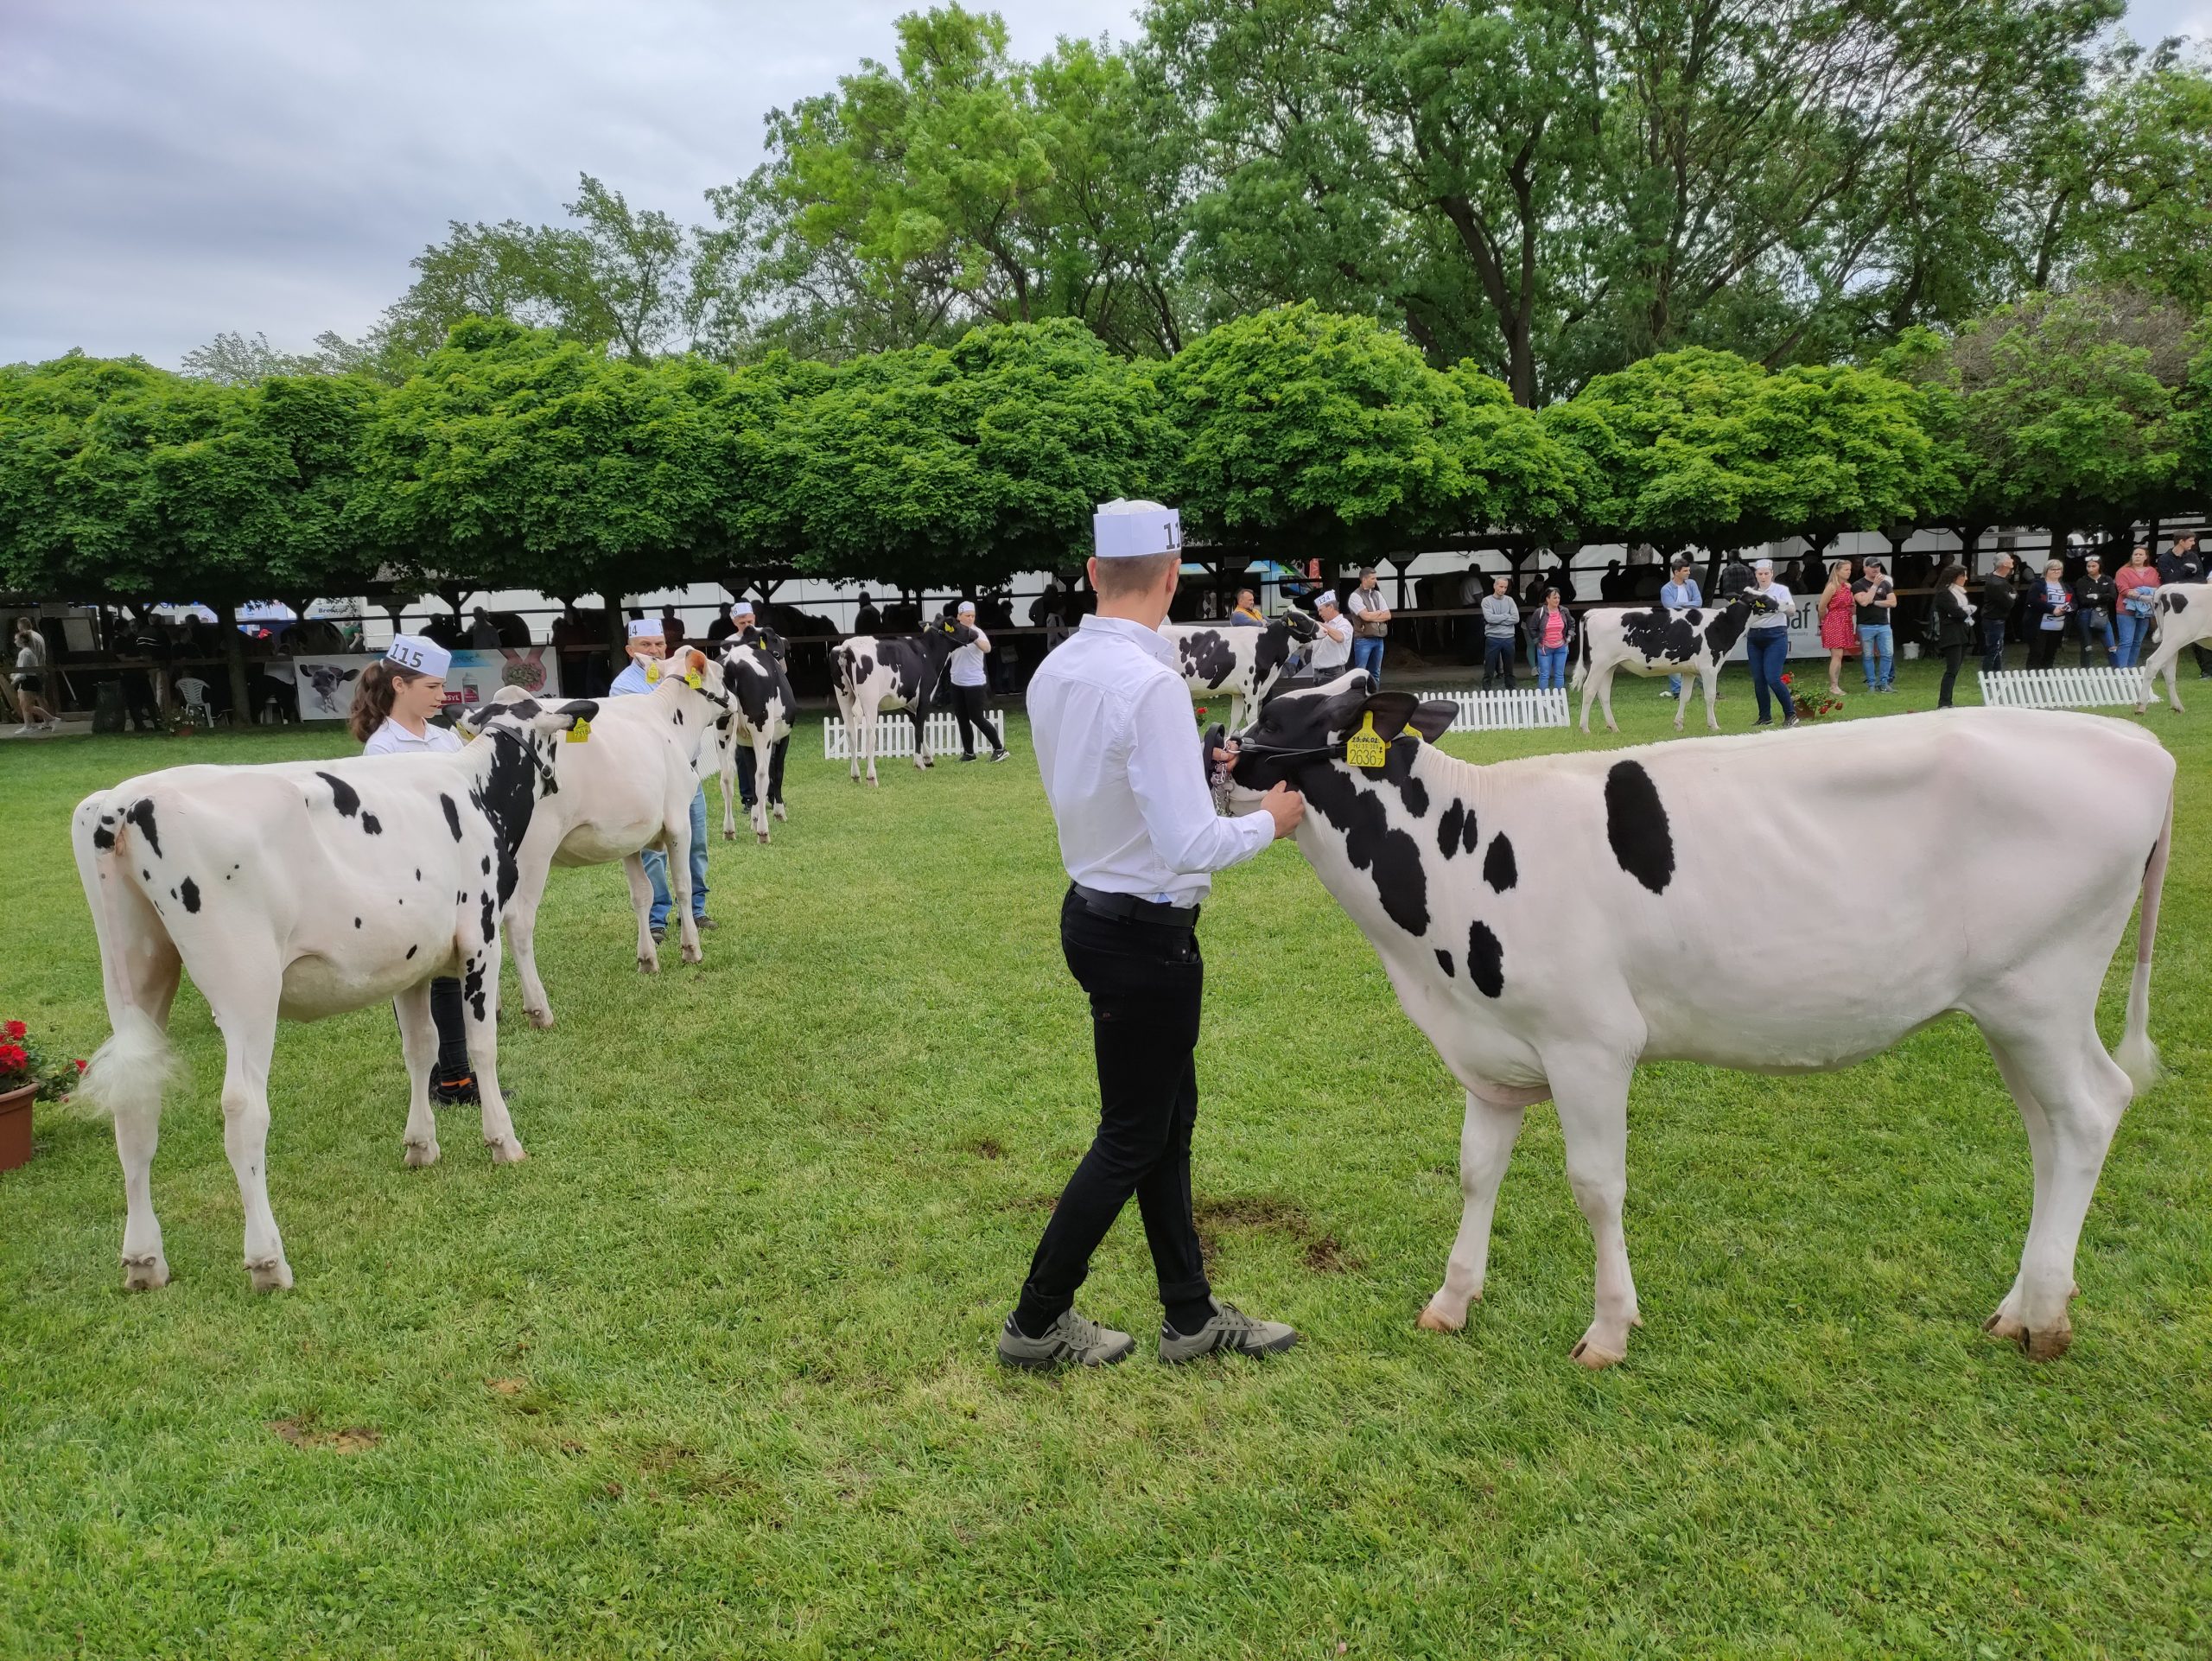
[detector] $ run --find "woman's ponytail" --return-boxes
[348,661,404,744]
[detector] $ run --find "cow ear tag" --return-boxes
[460,724,478,744]
[566,718,592,744]
[685,670,702,690]
[645,661,661,685]
[1344,712,1389,770]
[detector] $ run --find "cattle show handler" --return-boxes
[1001,499,1306,1371]
[348,633,479,1106]
[610,617,712,943]
[947,598,1011,762]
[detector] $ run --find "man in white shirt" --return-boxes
[1306,590,1354,681]
[610,617,712,939]
[1001,500,1305,1371]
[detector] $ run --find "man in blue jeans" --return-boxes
[1346,567,1391,684]
[1658,556,1702,699]
[1852,559,1897,691]
[608,616,712,943]
[1980,552,2017,671]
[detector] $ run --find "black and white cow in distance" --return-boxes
[2133,582,2209,713]
[1573,563,1756,734]
[713,627,797,843]
[831,620,976,786]
[70,697,594,1293]
[1161,611,1321,730]
[1231,672,2173,1369]
[464,648,732,1028]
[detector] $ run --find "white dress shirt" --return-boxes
[1308,612,1353,673]
[362,718,461,755]
[1028,614,1274,906]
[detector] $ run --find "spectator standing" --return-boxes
[2024,558,2074,668]
[1226,587,1264,627]
[1345,568,1391,685]
[1658,556,1702,702]
[1529,588,1576,690]
[1307,590,1354,683]
[2156,531,2208,678]
[947,600,1010,763]
[1816,557,1857,698]
[2113,546,2161,668]
[706,602,739,644]
[2072,553,2117,665]
[1931,564,1976,708]
[1980,553,2018,672]
[11,617,57,734]
[468,608,500,650]
[609,618,711,942]
[1480,576,1521,687]
[658,608,686,652]
[1744,558,1797,727]
[855,592,883,634]
[124,613,165,731]
[1851,558,1897,692]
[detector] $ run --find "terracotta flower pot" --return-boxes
[0,1081,33,1173]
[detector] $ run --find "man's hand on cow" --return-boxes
[1261,780,1305,838]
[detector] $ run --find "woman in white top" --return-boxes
[11,619,57,734]
[946,600,1008,762]
[1743,557,1797,728]
[348,635,480,1103]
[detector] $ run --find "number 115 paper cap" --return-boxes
[1093,499,1182,559]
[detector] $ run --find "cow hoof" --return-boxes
[722,830,736,842]
[637,954,659,975]
[772,804,787,821]
[1415,1301,1466,1334]
[486,1137,528,1165]
[121,1253,169,1291]
[525,1007,556,1031]
[404,1137,442,1168]
[681,942,703,964]
[754,831,769,846]
[246,1257,294,1293]
[2020,1324,2072,1362]
[1569,1337,1625,1370]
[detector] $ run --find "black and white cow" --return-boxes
[713,627,797,843]
[831,619,977,786]
[1231,671,2173,1369]
[1161,612,1321,731]
[2133,582,2210,714]
[1572,564,1756,734]
[71,697,594,1293]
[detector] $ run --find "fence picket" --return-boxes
[1976,667,2142,710]
[823,711,970,760]
[1411,687,1571,732]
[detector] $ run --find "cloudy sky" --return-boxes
[2,0,2202,370]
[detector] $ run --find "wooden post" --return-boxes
[213,599,251,722]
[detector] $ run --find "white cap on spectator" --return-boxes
[627,617,664,640]
[733,600,755,618]
[1316,589,1338,609]
[385,634,450,677]
[1094,499,1182,559]
[1753,557,1774,572]
[957,599,976,615]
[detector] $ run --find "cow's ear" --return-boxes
[1408,699,1459,742]
[1350,691,1422,742]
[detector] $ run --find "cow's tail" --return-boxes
[1570,619,1590,690]
[70,792,182,1130]
[2115,783,2173,1095]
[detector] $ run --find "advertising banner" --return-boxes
[289,646,562,722]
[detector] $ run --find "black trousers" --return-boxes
[2027,627,2065,669]
[734,736,790,806]
[1980,619,2007,674]
[1483,638,1517,685]
[948,683,1003,756]
[1937,643,1967,706]
[1015,891,1211,1329]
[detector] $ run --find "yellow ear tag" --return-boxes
[645,661,661,685]
[685,670,702,690]
[1344,711,1389,770]
[460,724,479,744]
[565,718,592,744]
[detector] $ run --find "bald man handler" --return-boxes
[1000,500,1307,1369]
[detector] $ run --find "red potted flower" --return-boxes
[0,1018,83,1173]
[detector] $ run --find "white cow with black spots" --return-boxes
[2132,582,2211,713]
[1232,672,2173,1370]
[71,697,592,1293]
[1160,612,1320,731]
[711,627,797,843]
[1573,588,1756,734]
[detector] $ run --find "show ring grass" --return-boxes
[2,659,2207,1658]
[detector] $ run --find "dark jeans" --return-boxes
[1937,644,1967,707]
[429,977,472,1085]
[1980,618,2007,673]
[2028,625,2065,669]
[949,682,1003,756]
[1015,891,1211,1331]
[1483,637,1517,685]
[734,736,789,806]
[1747,628,1794,722]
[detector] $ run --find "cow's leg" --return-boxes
[1548,1053,1640,1367]
[104,914,181,1292]
[664,796,703,965]
[1699,662,1720,731]
[1576,669,1597,735]
[210,971,290,1291]
[910,704,931,770]
[505,841,558,1030]
[861,697,882,786]
[458,941,525,1164]
[769,735,789,820]
[719,732,741,841]
[1598,666,1620,734]
[395,979,442,1168]
[1978,1021,2130,1359]
[624,853,660,972]
[750,731,773,843]
[1418,1086,1528,1333]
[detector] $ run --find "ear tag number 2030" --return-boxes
[1344,711,1389,771]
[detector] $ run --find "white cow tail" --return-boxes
[2116,783,2173,1094]
[69,793,181,1128]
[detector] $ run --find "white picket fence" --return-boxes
[1413,687,1573,731]
[1977,666,2147,710]
[822,711,972,760]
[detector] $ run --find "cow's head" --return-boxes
[456,694,599,743]
[1229,671,1458,797]
[1274,608,1321,644]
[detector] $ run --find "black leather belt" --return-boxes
[1069,883,1198,926]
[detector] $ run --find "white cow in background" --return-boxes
[1231,674,2174,1370]
[2133,582,2211,713]
[73,697,592,1293]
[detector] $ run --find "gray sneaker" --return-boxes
[997,1310,1135,1371]
[1158,1299,1299,1365]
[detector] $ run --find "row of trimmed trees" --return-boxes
[5,292,2208,613]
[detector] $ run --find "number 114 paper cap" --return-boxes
[1093,499,1182,559]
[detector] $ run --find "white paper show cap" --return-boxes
[733,600,755,616]
[627,617,664,640]
[1093,499,1182,559]
[385,634,451,677]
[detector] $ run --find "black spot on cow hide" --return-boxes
[1483,833,1517,893]
[1303,768,1429,938]
[405,944,417,959]
[124,798,162,858]
[1605,760,1675,894]
[1618,605,1705,665]
[480,890,495,945]
[463,956,487,1021]
[1465,920,1504,998]
[2162,589,2190,614]
[480,855,491,875]
[1177,630,1236,690]
[354,917,362,929]
[673,709,684,725]
[92,822,116,852]
[316,772,360,818]
[1702,598,1751,662]
[1381,742,1429,818]
[1434,948,1454,978]
[361,812,381,836]
[1437,799,1465,857]
[179,877,200,913]
[440,794,462,842]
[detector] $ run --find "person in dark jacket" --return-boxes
[1980,553,2018,672]
[2157,532,2208,677]
[1931,564,1976,707]
[2071,553,2116,665]
[2024,558,2074,669]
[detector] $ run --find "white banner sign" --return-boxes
[289,647,562,722]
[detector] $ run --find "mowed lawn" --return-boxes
[2,659,2209,1659]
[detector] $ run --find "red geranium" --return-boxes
[1779,673,1793,685]
[3,1020,22,1039]
[0,1045,25,1072]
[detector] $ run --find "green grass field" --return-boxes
[3,659,2208,1658]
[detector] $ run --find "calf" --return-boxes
[461,647,732,1028]
[1232,672,2173,1369]
[831,619,976,786]
[1573,565,1756,734]
[72,697,593,1293]
[713,627,797,843]
[1160,611,1320,731]
[2133,582,2210,713]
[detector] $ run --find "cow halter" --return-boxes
[1231,725,1421,773]
[486,722,560,793]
